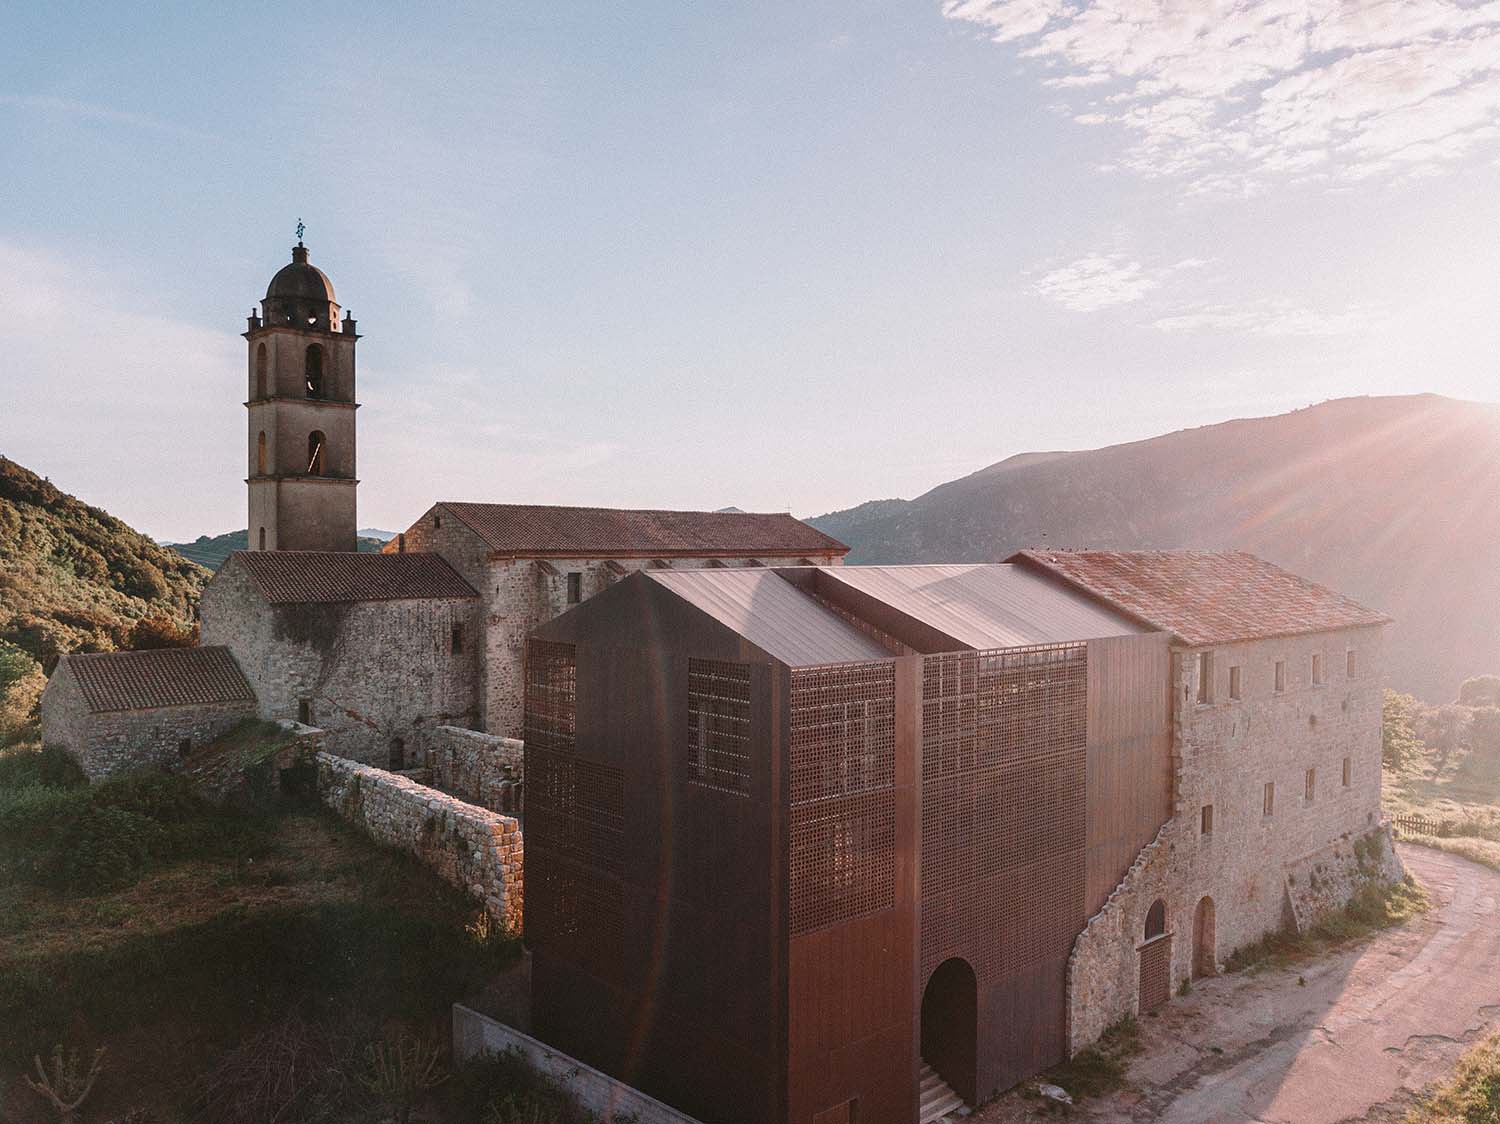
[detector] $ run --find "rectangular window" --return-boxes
[1229,665,1242,700]
[1275,660,1286,693]
[450,624,464,655]
[298,698,312,725]
[1342,757,1351,787]
[1312,653,1324,685]
[1263,781,1275,816]
[1201,804,1214,835]
[177,737,193,758]
[686,659,752,795]
[1197,651,1214,704]
[567,571,582,604]
[1347,649,1357,678]
[1305,767,1317,802]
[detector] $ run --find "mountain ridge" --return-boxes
[809,393,1500,701]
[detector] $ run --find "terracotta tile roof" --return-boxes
[434,503,848,558]
[61,646,255,713]
[1010,549,1390,646]
[230,551,477,604]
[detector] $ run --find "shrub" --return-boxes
[444,1049,590,1124]
[53,806,169,892]
[91,771,206,825]
[192,1013,356,1124]
[353,1032,449,1124]
[0,744,86,791]
[125,615,197,651]
[1459,675,1500,709]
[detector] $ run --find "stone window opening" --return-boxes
[1228,665,1242,701]
[433,512,442,530]
[298,698,312,725]
[1263,781,1275,817]
[178,737,192,757]
[1196,651,1214,705]
[307,431,326,475]
[1305,767,1316,802]
[389,737,405,770]
[1201,804,1214,835]
[1144,899,1167,942]
[1312,653,1324,686]
[305,344,325,398]
[567,572,582,605]
[1274,660,1286,693]
[255,342,268,398]
[258,526,266,550]
[1343,757,1351,787]
[256,430,267,475]
[1346,649,1357,678]
[451,624,464,655]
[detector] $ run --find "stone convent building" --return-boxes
[43,240,848,767]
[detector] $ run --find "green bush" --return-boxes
[0,743,87,791]
[1459,675,1500,709]
[54,806,170,891]
[91,771,205,825]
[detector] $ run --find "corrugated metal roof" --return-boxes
[646,569,894,667]
[437,502,848,558]
[819,564,1149,648]
[61,646,255,713]
[1010,549,1391,646]
[230,550,478,604]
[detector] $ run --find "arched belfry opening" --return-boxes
[256,431,267,475]
[307,431,327,476]
[255,343,268,398]
[920,957,977,1105]
[305,344,325,398]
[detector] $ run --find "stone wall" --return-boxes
[316,753,523,932]
[452,1005,702,1124]
[1065,623,1398,1052]
[201,560,480,767]
[429,725,524,815]
[40,661,256,781]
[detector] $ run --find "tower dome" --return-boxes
[260,243,342,331]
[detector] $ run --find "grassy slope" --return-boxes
[0,457,208,668]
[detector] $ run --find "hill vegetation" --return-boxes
[0,458,207,673]
[811,394,1500,702]
[168,529,390,568]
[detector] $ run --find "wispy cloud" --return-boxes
[0,93,218,141]
[941,0,1500,192]
[1153,300,1379,337]
[1033,253,1207,311]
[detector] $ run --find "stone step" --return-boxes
[919,1092,964,1124]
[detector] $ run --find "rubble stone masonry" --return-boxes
[316,752,523,932]
[1066,623,1396,1051]
[429,724,524,815]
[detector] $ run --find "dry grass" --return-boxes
[1404,833,1500,874]
[1401,1030,1500,1123]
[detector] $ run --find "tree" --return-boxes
[1459,675,1500,709]
[1382,690,1426,771]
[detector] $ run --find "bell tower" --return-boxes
[244,238,358,552]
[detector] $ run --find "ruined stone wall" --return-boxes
[200,561,479,766]
[41,662,256,781]
[1066,623,1394,1052]
[316,752,523,932]
[430,725,524,815]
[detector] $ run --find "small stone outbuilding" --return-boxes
[199,549,480,767]
[41,646,257,780]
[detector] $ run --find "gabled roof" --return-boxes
[646,569,893,667]
[818,564,1148,649]
[60,646,255,713]
[228,550,477,604]
[433,502,848,559]
[1010,549,1390,646]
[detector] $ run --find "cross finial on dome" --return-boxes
[296,218,305,244]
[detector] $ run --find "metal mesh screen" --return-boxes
[919,644,1088,981]
[686,659,752,795]
[788,661,898,936]
[525,640,576,754]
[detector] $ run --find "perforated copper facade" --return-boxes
[686,658,753,795]
[525,640,576,753]
[788,661,897,936]
[525,639,624,983]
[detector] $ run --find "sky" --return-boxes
[3,1,1500,542]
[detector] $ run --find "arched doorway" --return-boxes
[920,957,977,1105]
[1139,898,1172,1014]
[1193,896,1216,979]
